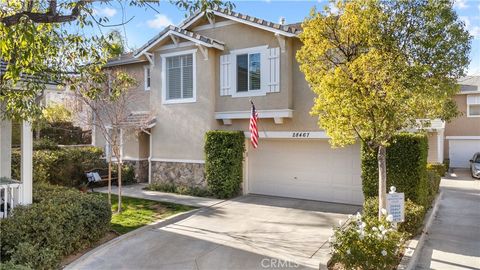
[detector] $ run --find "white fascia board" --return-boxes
[244,131,330,139]
[135,30,223,58]
[181,10,297,38]
[215,109,293,120]
[446,136,480,140]
[211,10,297,37]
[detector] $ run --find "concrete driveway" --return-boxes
[67,195,361,270]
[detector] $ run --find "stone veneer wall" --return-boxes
[151,161,206,188]
[123,160,149,183]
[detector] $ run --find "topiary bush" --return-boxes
[204,130,245,199]
[329,212,405,270]
[362,133,429,207]
[363,197,426,237]
[11,146,106,187]
[0,184,111,270]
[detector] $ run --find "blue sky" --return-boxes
[89,0,480,75]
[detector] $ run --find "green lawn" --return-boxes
[97,193,195,234]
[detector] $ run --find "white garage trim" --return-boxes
[244,139,363,205]
[446,136,480,140]
[244,131,329,139]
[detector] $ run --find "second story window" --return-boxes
[467,94,480,117]
[237,53,261,92]
[161,50,196,104]
[144,66,151,91]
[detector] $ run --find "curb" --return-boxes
[397,191,443,270]
[64,208,201,269]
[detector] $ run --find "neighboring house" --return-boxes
[444,76,480,168]
[41,87,92,131]
[94,8,445,205]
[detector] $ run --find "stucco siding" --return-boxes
[444,94,480,158]
[427,131,439,163]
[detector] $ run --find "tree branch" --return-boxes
[0,1,86,27]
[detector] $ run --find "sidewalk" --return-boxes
[94,183,224,208]
[416,169,480,270]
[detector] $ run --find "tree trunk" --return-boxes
[108,160,112,205]
[117,162,122,213]
[378,145,387,218]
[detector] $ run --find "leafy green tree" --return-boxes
[0,0,233,120]
[297,0,471,216]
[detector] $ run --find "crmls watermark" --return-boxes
[260,258,299,269]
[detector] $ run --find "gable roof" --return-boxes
[458,76,480,93]
[105,52,148,67]
[134,25,225,58]
[179,7,301,37]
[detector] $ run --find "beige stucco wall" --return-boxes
[148,45,218,160]
[195,23,294,112]
[427,131,439,163]
[444,94,480,158]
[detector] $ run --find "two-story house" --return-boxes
[94,8,447,205]
[445,76,480,169]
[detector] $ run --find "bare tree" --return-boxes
[70,69,153,212]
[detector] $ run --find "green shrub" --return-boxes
[38,121,89,145]
[146,182,212,197]
[426,168,441,206]
[363,197,426,236]
[427,163,446,177]
[0,184,111,270]
[362,133,429,207]
[330,212,405,270]
[204,130,245,199]
[0,262,32,270]
[11,147,106,187]
[32,138,60,151]
[112,163,136,185]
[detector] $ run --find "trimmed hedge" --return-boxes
[427,162,447,177]
[426,168,441,206]
[11,147,107,187]
[146,182,212,197]
[0,184,111,269]
[363,197,425,236]
[205,130,245,198]
[362,133,429,207]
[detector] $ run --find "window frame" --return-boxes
[467,94,480,118]
[230,45,268,98]
[161,49,197,104]
[144,65,151,91]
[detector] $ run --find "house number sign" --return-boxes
[291,132,310,138]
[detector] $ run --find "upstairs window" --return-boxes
[236,53,261,92]
[467,95,480,117]
[144,66,151,91]
[166,53,193,101]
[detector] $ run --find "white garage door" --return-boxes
[247,139,363,205]
[449,139,480,168]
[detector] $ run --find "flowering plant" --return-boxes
[329,210,405,270]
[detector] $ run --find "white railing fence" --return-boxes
[0,180,23,219]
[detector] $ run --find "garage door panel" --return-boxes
[248,140,363,205]
[449,139,480,168]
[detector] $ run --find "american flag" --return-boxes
[249,101,259,148]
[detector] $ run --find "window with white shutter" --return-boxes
[267,47,280,93]
[220,54,231,96]
[220,46,280,97]
[161,49,197,104]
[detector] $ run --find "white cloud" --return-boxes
[147,14,173,29]
[453,0,468,9]
[328,2,339,14]
[460,16,480,39]
[93,7,117,18]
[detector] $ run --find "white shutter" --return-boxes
[267,47,280,93]
[220,54,232,96]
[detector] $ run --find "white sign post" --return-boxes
[386,186,405,223]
